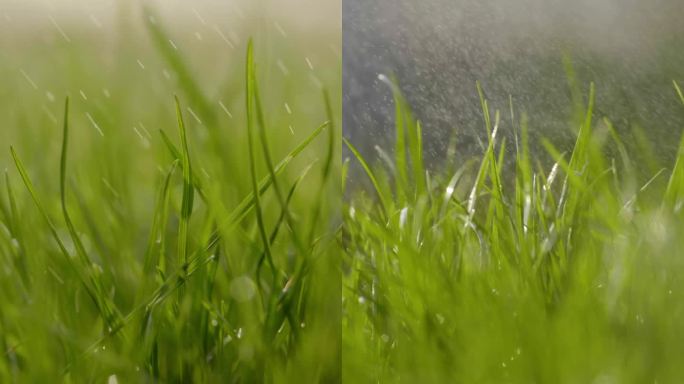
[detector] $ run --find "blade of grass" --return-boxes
[59,97,124,334]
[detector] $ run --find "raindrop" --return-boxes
[276,60,289,76]
[19,69,38,90]
[305,57,314,70]
[219,101,233,118]
[187,107,202,124]
[274,21,287,38]
[48,15,71,43]
[89,14,102,29]
[85,112,104,137]
[192,8,207,25]
[136,59,145,70]
[214,25,235,49]
[46,91,55,102]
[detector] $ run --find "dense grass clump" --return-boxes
[0,13,340,382]
[343,78,684,382]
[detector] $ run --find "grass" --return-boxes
[342,75,684,382]
[0,8,340,383]
[3,5,684,383]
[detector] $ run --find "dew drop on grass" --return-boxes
[223,335,233,345]
[399,207,408,229]
[381,334,390,343]
[236,328,243,339]
[211,319,218,327]
[358,296,366,304]
[107,374,118,384]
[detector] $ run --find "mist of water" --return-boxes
[344,0,684,178]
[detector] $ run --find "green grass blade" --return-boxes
[245,39,275,277]
[343,137,389,220]
[674,80,684,106]
[59,97,124,333]
[175,96,194,268]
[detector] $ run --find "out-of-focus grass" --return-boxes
[0,4,340,382]
[343,75,684,382]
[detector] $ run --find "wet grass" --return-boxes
[343,76,684,382]
[0,10,340,383]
